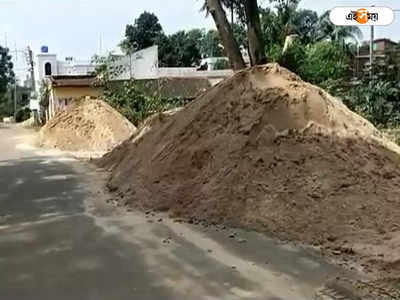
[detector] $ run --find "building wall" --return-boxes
[57,63,96,76]
[36,54,58,83]
[113,46,159,80]
[48,86,102,119]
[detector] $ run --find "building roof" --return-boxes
[373,38,397,45]
[362,38,398,46]
[50,75,97,87]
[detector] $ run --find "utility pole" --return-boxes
[369,5,375,79]
[370,25,374,79]
[26,46,35,91]
[13,43,18,119]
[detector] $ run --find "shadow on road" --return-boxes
[0,156,176,300]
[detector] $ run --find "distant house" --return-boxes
[35,45,233,121]
[47,75,102,120]
[355,38,398,76]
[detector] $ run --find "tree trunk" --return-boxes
[244,0,267,65]
[207,0,245,70]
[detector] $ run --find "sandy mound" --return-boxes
[98,64,400,273]
[40,99,136,153]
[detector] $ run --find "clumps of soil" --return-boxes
[97,64,400,279]
[40,98,136,154]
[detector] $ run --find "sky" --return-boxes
[1,0,400,79]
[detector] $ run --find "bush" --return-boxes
[299,42,350,85]
[267,42,306,75]
[213,59,230,70]
[280,41,306,74]
[15,107,31,123]
[94,54,185,126]
[103,80,183,126]
[344,80,400,127]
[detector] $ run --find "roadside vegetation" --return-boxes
[90,0,400,139]
[0,46,15,119]
[94,55,183,126]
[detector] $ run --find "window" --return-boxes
[44,62,52,76]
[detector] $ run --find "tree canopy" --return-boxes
[119,2,363,72]
[120,11,228,67]
[0,46,14,117]
[120,11,164,54]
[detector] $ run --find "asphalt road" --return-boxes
[0,125,347,300]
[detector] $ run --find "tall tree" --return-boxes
[244,0,266,65]
[205,0,245,70]
[317,11,362,44]
[0,46,14,94]
[158,31,202,67]
[269,0,301,44]
[0,46,14,116]
[202,29,224,57]
[292,9,319,44]
[187,28,206,57]
[120,11,164,54]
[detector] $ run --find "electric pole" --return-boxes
[26,46,35,91]
[370,25,374,79]
[369,5,375,79]
[13,43,18,119]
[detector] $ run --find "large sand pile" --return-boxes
[41,99,136,154]
[98,64,400,274]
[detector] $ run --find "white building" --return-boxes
[34,47,96,89]
[31,46,96,113]
[32,45,233,117]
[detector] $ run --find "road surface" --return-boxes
[0,124,348,300]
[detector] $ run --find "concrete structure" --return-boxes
[35,45,233,121]
[355,38,398,76]
[35,53,96,87]
[33,47,97,115]
[199,57,229,71]
[113,46,159,80]
[158,68,233,86]
[47,75,101,119]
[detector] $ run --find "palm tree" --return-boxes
[317,11,363,44]
[260,1,318,47]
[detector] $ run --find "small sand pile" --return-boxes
[40,99,136,154]
[98,64,400,274]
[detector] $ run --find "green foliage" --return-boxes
[158,30,202,67]
[344,80,400,127]
[15,107,31,123]
[260,3,362,49]
[201,30,224,58]
[279,40,306,74]
[121,11,232,67]
[0,46,14,116]
[0,93,12,117]
[342,59,400,127]
[232,23,247,49]
[292,9,319,44]
[267,44,283,62]
[317,11,362,44]
[213,59,230,70]
[102,81,183,126]
[121,11,163,54]
[0,46,14,95]
[299,41,350,85]
[94,55,184,126]
[39,80,50,108]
